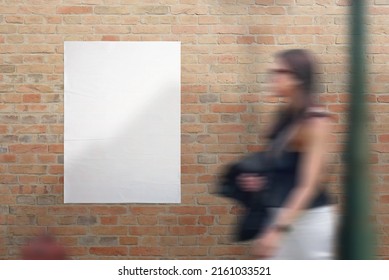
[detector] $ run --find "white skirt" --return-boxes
[269,205,337,260]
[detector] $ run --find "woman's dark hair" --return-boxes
[268,49,319,139]
[276,49,317,99]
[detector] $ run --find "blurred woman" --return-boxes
[239,49,337,259]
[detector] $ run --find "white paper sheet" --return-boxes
[64,41,181,203]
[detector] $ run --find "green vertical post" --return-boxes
[338,0,376,259]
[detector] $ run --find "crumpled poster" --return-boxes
[64,41,181,203]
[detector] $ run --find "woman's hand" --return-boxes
[237,174,267,192]
[251,228,283,259]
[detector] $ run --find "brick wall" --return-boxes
[368,1,389,259]
[0,0,387,259]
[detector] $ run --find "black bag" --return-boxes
[218,152,273,241]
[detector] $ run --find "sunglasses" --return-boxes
[268,69,295,75]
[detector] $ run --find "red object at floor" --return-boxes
[21,234,67,260]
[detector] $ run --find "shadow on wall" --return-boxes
[64,84,180,203]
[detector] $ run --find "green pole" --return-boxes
[338,0,376,259]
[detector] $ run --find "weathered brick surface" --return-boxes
[0,1,387,259]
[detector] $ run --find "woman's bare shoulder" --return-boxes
[302,116,331,147]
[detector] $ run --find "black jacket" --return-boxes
[218,152,273,241]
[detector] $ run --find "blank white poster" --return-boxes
[64,41,181,203]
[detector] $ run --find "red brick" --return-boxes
[90,247,128,256]
[199,216,215,225]
[129,226,167,235]
[57,6,93,14]
[16,85,52,93]
[90,226,128,235]
[48,206,88,215]
[129,247,166,256]
[100,216,118,225]
[210,246,247,256]
[212,26,246,34]
[90,206,127,215]
[13,125,46,134]
[102,35,120,41]
[210,104,247,113]
[17,154,36,164]
[172,26,208,34]
[137,216,157,225]
[37,216,56,226]
[9,144,48,153]
[178,216,197,225]
[0,175,18,184]
[379,135,389,143]
[39,176,59,184]
[208,226,234,235]
[182,124,204,133]
[170,247,208,256]
[0,195,16,204]
[48,144,63,153]
[0,154,16,162]
[372,144,389,153]
[182,104,207,113]
[139,236,159,246]
[380,195,389,203]
[169,206,206,215]
[48,226,87,235]
[119,237,138,245]
[22,94,41,103]
[15,104,48,112]
[197,175,215,183]
[170,226,207,235]
[237,36,255,44]
[181,165,206,174]
[158,216,178,225]
[38,155,57,164]
[48,165,63,174]
[208,124,245,134]
[9,165,46,174]
[131,207,166,215]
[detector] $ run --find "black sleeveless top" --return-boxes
[264,109,332,209]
